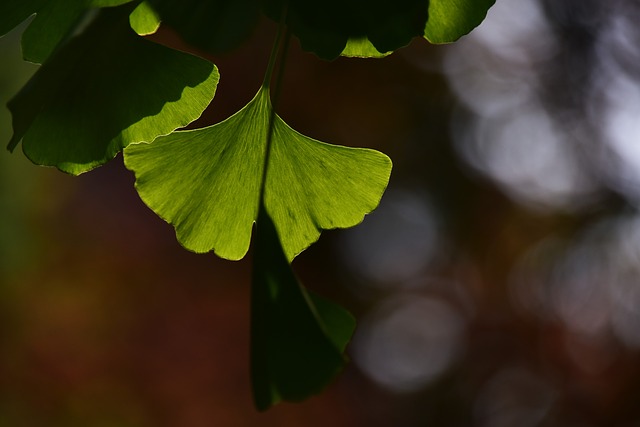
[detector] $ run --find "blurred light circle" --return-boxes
[508,237,565,319]
[444,41,534,119]
[550,242,611,336]
[595,4,640,81]
[444,0,557,119]
[474,367,556,427]
[454,105,597,212]
[601,74,640,202]
[467,0,556,64]
[351,294,466,393]
[511,214,640,350]
[339,188,439,286]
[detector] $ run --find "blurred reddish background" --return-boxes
[3,0,640,425]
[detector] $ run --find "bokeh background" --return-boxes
[3,0,640,425]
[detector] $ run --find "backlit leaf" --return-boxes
[124,86,392,261]
[424,0,495,43]
[129,1,161,35]
[341,37,390,58]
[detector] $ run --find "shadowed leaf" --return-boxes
[7,6,218,175]
[0,0,45,39]
[251,206,355,410]
[147,0,261,54]
[265,0,430,60]
[0,0,134,63]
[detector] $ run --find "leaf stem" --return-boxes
[259,8,291,206]
[262,5,289,89]
[270,28,292,110]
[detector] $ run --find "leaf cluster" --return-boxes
[0,0,494,409]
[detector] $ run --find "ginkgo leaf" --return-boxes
[21,0,89,63]
[0,0,134,63]
[146,0,261,54]
[341,37,391,58]
[7,6,219,175]
[309,292,356,352]
[264,0,430,60]
[424,0,495,43]
[124,86,392,261]
[0,0,44,39]
[129,1,160,36]
[251,205,355,410]
[264,107,391,261]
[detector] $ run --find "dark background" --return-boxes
[3,0,640,425]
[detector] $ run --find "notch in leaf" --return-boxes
[124,86,392,261]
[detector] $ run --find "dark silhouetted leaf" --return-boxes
[147,0,261,54]
[265,0,430,60]
[0,0,45,39]
[0,0,134,63]
[251,205,355,410]
[7,6,218,175]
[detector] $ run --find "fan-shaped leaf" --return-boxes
[265,0,430,60]
[7,6,219,175]
[124,86,392,261]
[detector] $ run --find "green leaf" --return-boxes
[309,292,356,352]
[0,0,45,39]
[0,0,134,63]
[124,86,392,261]
[341,37,391,58]
[264,0,430,60]
[424,0,495,43]
[147,0,261,54]
[20,0,87,63]
[129,1,160,36]
[7,6,219,175]
[251,205,355,410]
